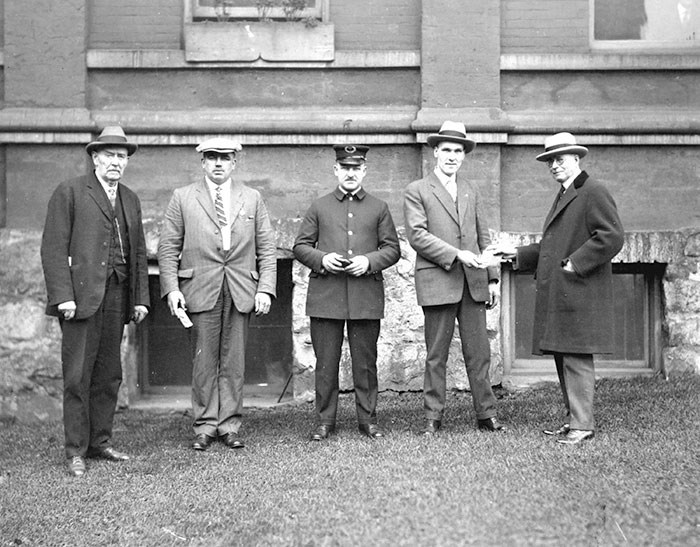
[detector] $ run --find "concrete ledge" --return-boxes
[501,53,700,71]
[87,49,421,69]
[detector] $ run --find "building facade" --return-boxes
[1,0,698,421]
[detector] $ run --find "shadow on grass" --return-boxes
[1,374,698,546]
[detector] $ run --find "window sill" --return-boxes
[184,21,334,62]
[501,53,700,71]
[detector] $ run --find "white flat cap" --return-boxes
[196,137,242,154]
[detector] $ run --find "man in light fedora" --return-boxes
[158,137,276,451]
[41,126,150,476]
[488,132,624,445]
[404,121,507,435]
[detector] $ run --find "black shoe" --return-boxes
[358,423,385,439]
[309,424,335,441]
[191,434,214,451]
[221,432,245,449]
[421,419,442,435]
[477,417,507,432]
[86,446,130,461]
[67,456,86,477]
[543,423,570,436]
[557,429,594,445]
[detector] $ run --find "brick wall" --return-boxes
[501,0,590,53]
[88,0,421,51]
[88,0,182,49]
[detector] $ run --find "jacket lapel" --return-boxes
[86,171,113,220]
[229,180,245,231]
[196,179,219,227]
[428,172,458,224]
[543,171,588,231]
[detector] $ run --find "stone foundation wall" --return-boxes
[1,227,698,423]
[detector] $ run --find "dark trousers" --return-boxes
[310,317,380,426]
[60,273,128,458]
[553,353,595,431]
[190,280,249,437]
[422,288,497,421]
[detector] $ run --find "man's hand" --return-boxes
[255,292,272,316]
[322,252,349,274]
[132,305,149,324]
[486,282,499,309]
[344,255,370,277]
[166,291,187,315]
[58,300,77,320]
[484,241,517,261]
[457,250,486,269]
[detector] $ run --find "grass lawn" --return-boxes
[1,374,698,546]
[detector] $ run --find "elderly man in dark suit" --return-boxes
[489,132,624,445]
[294,144,400,440]
[158,138,277,451]
[41,126,150,477]
[404,121,506,435]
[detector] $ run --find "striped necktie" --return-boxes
[214,185,227,227]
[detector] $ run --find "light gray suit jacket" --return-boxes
[404,172,497,307]
[157,178,277,314]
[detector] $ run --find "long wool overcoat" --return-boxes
[516,171,624,355]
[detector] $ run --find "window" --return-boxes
[592,0,700,49]
[191,0,324,22]
[504,263,665,376]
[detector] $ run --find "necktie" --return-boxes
[214,186,227,228]
[106,185,117,208]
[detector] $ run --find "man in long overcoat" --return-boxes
[294,144,400,440]
[41,126,150,477]
[491,132,624,445]
[158,137,277,451]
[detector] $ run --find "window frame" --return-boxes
[501,263,665,376]
[590,0,700,51]
[188,0,327,22]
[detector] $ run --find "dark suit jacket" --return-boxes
[158,178,277,314]
[516,171,624,355]
[293,187,400,320]
[41,171,150,321]
[404,172,497,307]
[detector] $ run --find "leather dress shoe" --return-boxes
[309,424,335,441]
[221,432,245,449]
[543,423,570,436]
[67,456,86,477]
[358,423,385,439]
[191,434,214,451]
[421,419,442,435]
[557,429,594,445]
[477,417,507,432]
[87,447,130,461]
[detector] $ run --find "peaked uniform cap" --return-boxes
[426,121,477,153]
[86,126,138,155]
[333,144,369,165]
[536,132,588,161]
[196,137,242,154]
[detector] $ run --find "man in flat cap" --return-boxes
[158,138,277,451]
[488,132,624,445]
[404,121,507,436]
[41,126,150,477]
[294,144,400,440]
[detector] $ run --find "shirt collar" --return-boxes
[205,177,231,192]
[95,171,118,191]
[561,168,582,192]
[333,186,366,201]
[433,167,455,187]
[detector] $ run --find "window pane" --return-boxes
[594,0,700,43]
